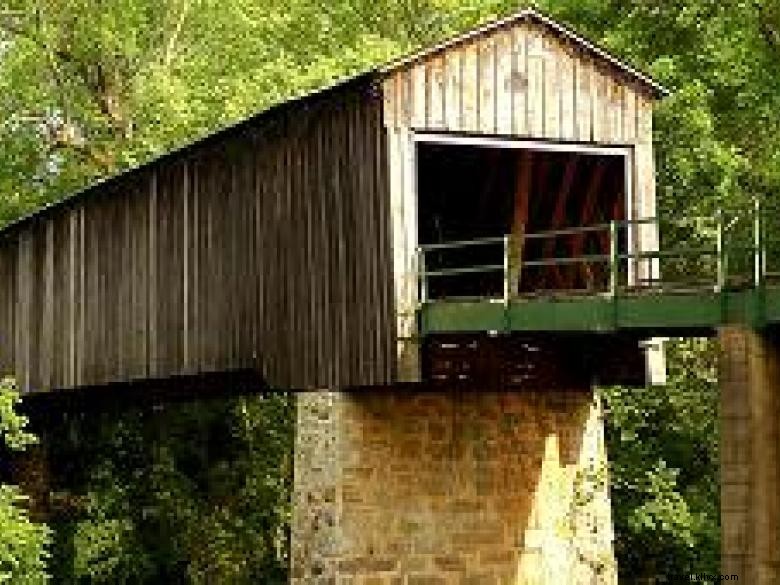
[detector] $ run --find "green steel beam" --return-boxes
[419,287,780,335]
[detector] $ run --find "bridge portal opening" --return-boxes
[417,138,629,300]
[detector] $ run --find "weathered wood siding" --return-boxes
[383,17,659,380]
[0,80,394,393]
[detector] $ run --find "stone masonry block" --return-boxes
[292,388,616,585]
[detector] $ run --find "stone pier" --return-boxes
[292,388,616,584]
[719,326,780,583]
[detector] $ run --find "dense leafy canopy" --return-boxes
[0,378,49,583]
[43,393,292,584]
[1,0,776,581]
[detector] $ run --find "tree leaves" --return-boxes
[0,379,50,583]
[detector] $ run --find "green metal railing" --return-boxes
[416,201,779,306]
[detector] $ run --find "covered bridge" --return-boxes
[0,8,662,395]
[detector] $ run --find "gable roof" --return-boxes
[382,8,667,98]
[0,8,666,237]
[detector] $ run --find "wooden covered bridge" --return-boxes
[1,8,777,584]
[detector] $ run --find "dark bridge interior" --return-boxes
[417,142,627,298]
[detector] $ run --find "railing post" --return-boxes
[716,209,726,292]
[418,247,428,304]
[503,235,511,304]
[754,197,764,289]
[609,220,619,297]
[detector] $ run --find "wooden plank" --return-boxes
[283,121,296,386]
[88,201,100,384]
[495,28,513,135]
[157,169,171,377]
[444,47,461,130]
[323,108,338,386]
[608,76,624,143]
[294,118,306,386]
[526,30,545,137]
[174,162,186,374]
[558,43,576,141]
[511,23,529,136]
[108,194,119,383]
[596,67,613,143]
[461,42,478,132]
[635,94,658,281]
[118,191,130,380]
[411,63,427,128]
[244,143,257,372]
[64,211,75,387]
[383,76,396,129]
[399,127,418,382]
[147,170,158,377]
[335,105,351,384]
[16,232,31,391]
[309,114,323,385]
[100,196,112,384]
[542,33,560,139]
[478,35,496,134]
[258,135,270,379]
[399,67,413,129]
[350,98,366,385]
[623,85,637,143]
[218,151,231,372]
[347,100,362,385]
[136,176,149,379]
[427,55,446,129]
[182,161,191,371]
[270,136,284,384]
[41,220,54,390]
[574,53,592,142]
[374,99,393,383]
[364,99,380,385]
[77,206,85,386]
[228,156,239,372]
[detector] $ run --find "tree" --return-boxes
[600,340,720,580]
[0,378,50,583]
[1,0,778,581]
[44,392,293,584]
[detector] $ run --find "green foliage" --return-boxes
[0,378,37,452]
[1,0,777,582]
[45,393,293,584]
[0,378,50,583]
[599,339,720,580]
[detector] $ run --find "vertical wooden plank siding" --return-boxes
[511,23,529,136]
[575,54,593,142]
[495,30,513,135]
[427,56,446,129]
[461,43,479,132]
[383,18,658,381]
[478,36,496,134]
[444,49,461,130]
[0,82,393,393]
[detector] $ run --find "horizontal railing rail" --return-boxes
[417,201,778,305]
